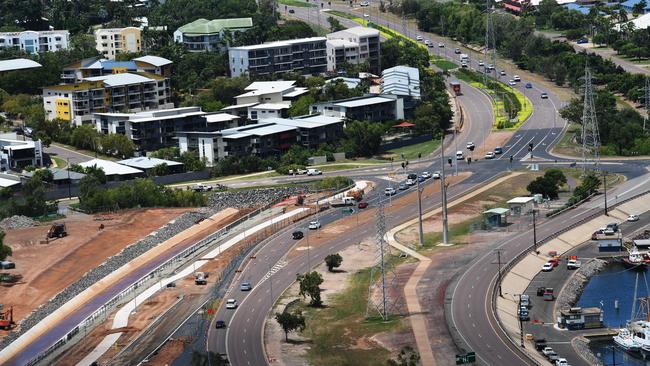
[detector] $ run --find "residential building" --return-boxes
[0,58,41,73]
[177,115,344,165]
[61,56,173,83]
[0,30,69,54]
[326,27,381,74]
[79,158,144,181]
[0,173,21,189]
[228,37,327,77]
[325,77,362,89]
[118,157,184,174]
[95,27,142,59]
[310,94,405,121]
[43,72,173,126]
[0,134,44,171]
[93,106,240,152]
[381,66,420,99]
[622,0,650,14]
[174,18,253,52]
[23,168,85,186]
[221,80,308,120]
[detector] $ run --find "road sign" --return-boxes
[455,352,476,364]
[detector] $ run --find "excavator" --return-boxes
[47,223,67,239]
[0,306,14,330]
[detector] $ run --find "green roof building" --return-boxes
[173,18,253,52]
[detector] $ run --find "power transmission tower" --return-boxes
[366,203,403,320]
[484,0,498,117]
[580,66,600,172]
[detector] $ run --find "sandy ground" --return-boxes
[53,209,246,365]
[0,208,192,325]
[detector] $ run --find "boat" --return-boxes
[623,245,647,270]
[614,327,641,352]
[613,274,650,355]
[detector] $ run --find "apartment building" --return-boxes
[43,73,173,126]
[174,18,253,52]
[380,66,421,99]
[326,27,380,74]
[176,115,343,165]
[310,94,405,121]
[61,55,172,83]
[95,27,142,59]
[93,106,240,152]
[220,80,308,120]
[228,37,327,77]
[0,134,44,171]
[0,30,69,54]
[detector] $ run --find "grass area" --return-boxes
[386,138,441,161]
[296,266,405,365]
[552,122,582,157]
[51,156,67,168]
[315,164,376,172]
[279,0,317,7]
[432,58,458,72]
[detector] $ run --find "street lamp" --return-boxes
[440,133,449,245]
[416,172,424,247]
[602,170,608,216]
[532,209,537,253]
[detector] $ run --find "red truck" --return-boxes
[450,81,461,95]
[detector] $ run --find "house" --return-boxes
[0,59,41,73]
[43,72,173,126]
[310,94,405,121]
[93,107,240,152]
[221,81,308,120]
[0,173,21,189]
[381,66,420,99]
[0,134,44,171]
[228,37,328,77]
[118,157,184,174]
[326,27,381,74]
[94,27,142,59]
[558,307,603,330]
[0,30,69,54]
[507,196,535,216]
[174,18,253,52]
[622,0,650,14]
[23,168,86,185]
[79,158,144,181]
[61,56,172,83]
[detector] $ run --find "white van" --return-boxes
[456,151,464,160]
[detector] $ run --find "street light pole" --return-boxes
[532,209,537,253]
[67,157,71,200]
[416,174,424,247]
[603,170,608,216]
[440,133,449,245]
[454,127,458,176]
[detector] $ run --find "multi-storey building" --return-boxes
[43,73,173,126]
[310,94,405,121]
[220,80,307,120]
[0,30,69,54]
[228,37,327,77]
[0,134,44,171]
[380,66,421,99]
[94,27,142,59]
[174,18,253,52]
[61,56,172,83]
[326,27,380,74]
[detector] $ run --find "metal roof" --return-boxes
[0,58,42,72]
[236,81,297,97]
[328,26,380,38]
[333,96,394,108]
[23,168,86,181]
[283,88,309,98]
[84,73,155,87]
[507,196,535,204]
[483,208,509,215]
[205,113,239,123]
[251,103,290,110]
[79,159,143,176]
[177,18,253,35]
[221,102,259,110]
[229,37,326,51]
[133,55,173,67]
[118,157,183,169]
[221,123,296,138]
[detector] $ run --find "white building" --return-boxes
[0,133,44,172]
[326,39,360,72]
[220,81,308,120]
[381,66,421,99]
[0,30,69,54]
[0,58,41,72]
[310,94,405,121]
[326,27,381,74]
[174,18,253,52]
[79,158,144,181]
[94,27,142,59]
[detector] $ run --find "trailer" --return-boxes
[450,81,461,95]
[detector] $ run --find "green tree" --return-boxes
[297,271,324,306]
[100,133,135,158]
[632,0,647,15]
[324,253,343,272]
[287,95,315,117]
[543,169,567,187]
[343,120,384,157]
[179,151,206,172]
[527,176,560,199]
[190,350,227,366]
[328,16,345,32]
[387,346,421,366]
[149,163,169,177]
[274,310,306,341]
[0,231,11,261]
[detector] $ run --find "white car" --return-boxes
[508,80,516,86]
[466,142,475,150]
[567,259,581,270]
[628,214,640,222]
[421,171,432,179]
[416,35,423,41]
[360,0,370,6]
[438,42,445,48]
[307,169,322,176]
[384,187,396,196]
[226,298,237,309]
[432,171,441,179]
[477,60,484,67]
[405,178,416,186]
[555,358,568,366]
[513,75,521,82]
[542,263,554,272]
[424,39,430,45]
[484,152,496,159]
[363,13,370,18]
[308,221,321,230]
[500,70,506,76]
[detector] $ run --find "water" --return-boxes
[578,263,650,366]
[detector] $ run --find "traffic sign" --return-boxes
[455,352,476,364]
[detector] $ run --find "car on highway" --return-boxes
[438,42,445,48]
[494,146,503,154]
[542,262,554,272]
[500,70,506,76]
[308,221,321,230]
[360,0,370,6]
[385,187,396,196]
[541,92,549,99]
[576,38,588,44]
[541,347,555,357]
[215,320,226,328]
[421,171,432,179]
[398,182,408,190]
[416,35,423,41]
[226,299,238,309]
[477,60,484,67]
[240,282,252,291]
[487,64,495,70]
[288,9,295,13]
[537,286,547,296]
[363,13,370,17]
[418,175,426,182]
[547,352,560,363]
[513,75,521,82]
[456,151,464,160]
[454,47,461,54]
[508,80,516,86]
[628,214,640,222]
[424,39,430,46]
[604,222,619,234]
[518,307,530,321]
[549,258,560,267]
[484,151,496,159]
[405,178,416,186]
[292,230,304,240]
[525,82,533,89]
[307,168,322,176]
[358,202,368,209]
[543,288,555,301]
[555,358,568,366]
[427,41,434,48]
[432,171,441,179]
[466,141,475,150]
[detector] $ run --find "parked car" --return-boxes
[567,259,581,270]
[547,352,560,362]
[542,262,554,272]
[308,221,321,230]
[456,151,464,160]
[292,230,304,240]
[358,202,368,209]
[215,320,226,328]
[240,282,252,291]
[604,222,619,234]
[484,152,496,159]
[226,299,238,309]
[541,92,549,99]
[307,169,322,176]
[591,229,604,240]
[432,171,441,179]
[518,307,530,321]
[418,176,426,182]
[628,214,640,222]
[385,187,397,196]
[0,260,15,270]
[478,60,484,67]
[438,42,445,48]
[549,258,560,267]
[525,82,533,89]
[520,294,530,308]
[555,358,569,366]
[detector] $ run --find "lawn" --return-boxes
[551,122,582,157]
[279,0,317,7]
[51,156,67,168]
[432,58,458,72]
[386,138,441,161]
[296,266,405,365]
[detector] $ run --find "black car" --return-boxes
[536,286,546,296]
[215,320,226,329]
[288,9,295,13]
[292,230,304,240]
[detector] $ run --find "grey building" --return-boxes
[310,94,405,122]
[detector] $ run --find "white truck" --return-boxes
[192,184,212,192]
[567,259,581,269]
[330,196,356,207]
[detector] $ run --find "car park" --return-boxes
[226,299,238,309]
[542,262,553,272]
[292,230,304,240]
[399,183,408,190]
[628,214,640,222]
[385,187,396,196]
[494,146,503,154]
[358,202,368,209]
[215,320,226,328]
[541,92,549,99]
[525,82,533,88]
[240,282,252,291]
[308,221,321,230]
[484,152,495,159]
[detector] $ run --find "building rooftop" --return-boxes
[267,116,343,129]
[298,115,345,124]
[326,39,359,48]
[236,81,297,98]
[23,168,86,181]
[118,157,183,169]
[177,18,253,35]
[84,73,155,87]
[326,77,361,89]
[333,96,395,108]
[251,103,290,110]
[381,65,421,99]
[507,196,535,204]
[133,55,173,67]
[622,0,650,10]
[0,173,20,188]
[282,88,309,98]
[627,13,650,29]
[229,37,326,51]
[221,122,296,138]
[483,207,509,215]
[221,102,259,110]
[43,80,105,91]
[0,58,42,72]
[79,158,143,176]
[205,113,239,123]
[328,26,380,38]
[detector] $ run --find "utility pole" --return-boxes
[454,127,458,176]
[603,170,608,216]
[440,133,449,245]
[519,295,524,347]
[532,209,537,253]
[416,173,424,247]
[496,250,503,297]
[67,157,71,200]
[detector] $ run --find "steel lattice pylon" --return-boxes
[366,203,403,320]
[581,67,600,171]
[484,0,499,116]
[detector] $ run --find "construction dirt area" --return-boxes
[0,208,193,330]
